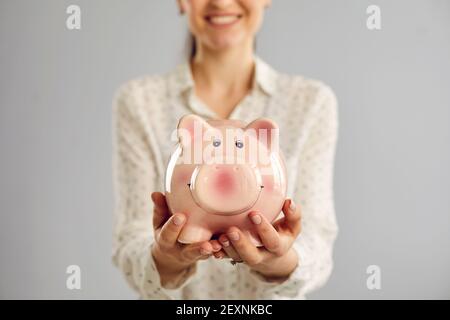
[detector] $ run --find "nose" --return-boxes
[213,165,238,195]
[189,164,262,215]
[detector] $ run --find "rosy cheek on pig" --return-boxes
[174,169,192,186]
[262,175,274,193]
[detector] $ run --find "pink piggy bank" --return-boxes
[164,114,287,246]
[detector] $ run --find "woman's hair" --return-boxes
[189,33,196,59]
[183,32,196,61]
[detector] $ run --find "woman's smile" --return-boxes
[204,13,243,29]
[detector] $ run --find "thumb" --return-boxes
[151,192,170,230]
[281,198,302,235]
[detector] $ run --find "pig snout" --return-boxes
[189,164,263,215]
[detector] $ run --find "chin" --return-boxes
[206,34,248,51]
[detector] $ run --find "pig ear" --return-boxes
[177,114,214,147]
[244,118,280,151]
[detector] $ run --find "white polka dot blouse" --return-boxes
[111,56,339,299]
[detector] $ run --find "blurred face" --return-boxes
[178,0,270,52]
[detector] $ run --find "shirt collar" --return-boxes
[253,56,278,96]
[168,55,278,99]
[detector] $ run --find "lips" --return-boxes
[205,13,242,26]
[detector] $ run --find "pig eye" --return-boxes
[213,139,221,147]
[235,140,244,148]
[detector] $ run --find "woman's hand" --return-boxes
[150,192,222,288]
[215,199,302,281]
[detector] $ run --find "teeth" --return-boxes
[209,16,239,25]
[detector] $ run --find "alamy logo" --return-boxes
[172,118,280,168]
[366,265,381,290]
[66,265,81,290]
[366,5,381,30]
[66,5,81,30]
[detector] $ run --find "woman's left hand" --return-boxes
[215,198,302,281]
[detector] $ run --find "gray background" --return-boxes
[1,0,449,299]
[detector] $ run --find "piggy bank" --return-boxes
[164,114,287,246]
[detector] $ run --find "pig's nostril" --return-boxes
[215,166,219,170]
[233,167,239,171]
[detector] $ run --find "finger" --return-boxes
[197,241,215,260]
[157,213,186,247]
[226,227,262,266]
[213,249,227,259]
[182,241,214,262]
[210,240,222,253]
[152,192,170,230]
[209,240,223,259]
[248,211,284,256]
[218,234,241,261]
[282,198,302,235]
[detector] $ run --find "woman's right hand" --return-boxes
[150,192,222,288]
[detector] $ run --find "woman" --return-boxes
[112,0,338,299]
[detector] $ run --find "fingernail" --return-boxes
[289,199,296,211]
[221,239,230,247]
[250,214,262,225]
[200,248,211,255]
[228,231,239,241]
[173,214,185,226]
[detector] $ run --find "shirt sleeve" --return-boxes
[242,84,339,299]
[111,84,198,299]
